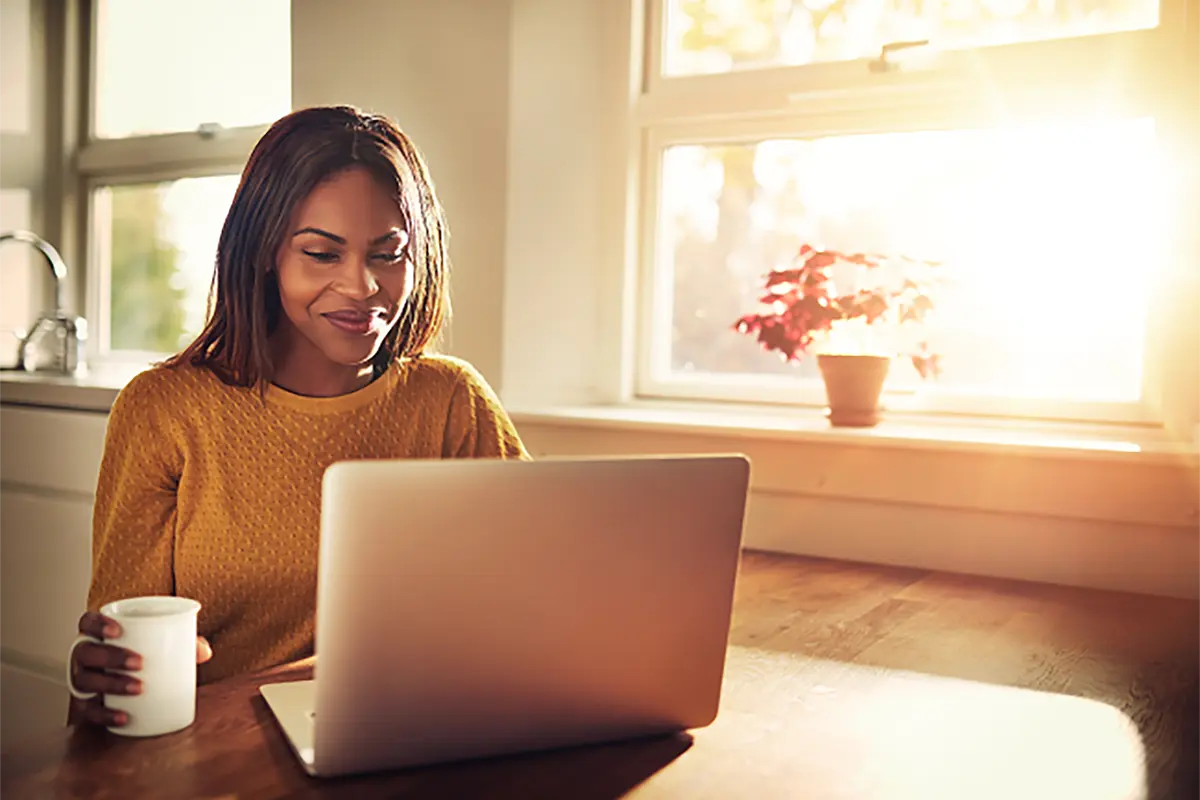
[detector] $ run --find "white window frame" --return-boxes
[632,0,1193,425]
[73,0,286,365]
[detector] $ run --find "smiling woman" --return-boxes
[272,169,417,397]
[68,106,528,732]
[168,106,449,394]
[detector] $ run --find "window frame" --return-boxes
[73,0,287,364]
[632,0,1191,425]
[82,162,251,365]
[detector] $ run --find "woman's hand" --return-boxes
[68,611,212,727]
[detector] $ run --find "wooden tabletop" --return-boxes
[3,551,1197,800]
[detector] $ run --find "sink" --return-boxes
[0,232,87,375]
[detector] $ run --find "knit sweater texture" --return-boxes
[88,355,527,683]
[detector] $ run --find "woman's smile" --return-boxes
[321,308,385,336]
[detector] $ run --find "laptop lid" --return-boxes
[311,454,750,777]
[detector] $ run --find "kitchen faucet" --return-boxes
[0,230,87,374]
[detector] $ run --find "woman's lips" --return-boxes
[322,310,380,336]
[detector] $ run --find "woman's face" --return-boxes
[273,166,414,370]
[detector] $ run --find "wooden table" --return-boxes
[4,552,1197,799]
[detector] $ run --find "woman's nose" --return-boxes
[337,258,379,299]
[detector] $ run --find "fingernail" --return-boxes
[113,712,128,725]
[126,679,143,695]
[124,655,142,670]
[103,623,120,638]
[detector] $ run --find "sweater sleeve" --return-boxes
[442,361,530,460]
[88,371,183,612]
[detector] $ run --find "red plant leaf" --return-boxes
[733,242,942,368]
[860,292,888,322]
[805,251,837,269]
[765,269,804,288]
[844,252,878,267]
[912,352,940,379]
[900,294,934,323]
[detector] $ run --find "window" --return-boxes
[93,1,290,139]
[82,0,290,359]
[92,176,240,354]
[1,0,40,364]
[636,0,1189,423]
[0,0,31,135]
[661,0,1159,75]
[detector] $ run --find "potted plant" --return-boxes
[733,243,942,427]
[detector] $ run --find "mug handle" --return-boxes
[66,634,102,700]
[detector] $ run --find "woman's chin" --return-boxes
[318,342,384,369]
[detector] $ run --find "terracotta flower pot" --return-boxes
[816,354,891,428]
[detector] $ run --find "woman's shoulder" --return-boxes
[398,353,495,395]
[113,361,229,413]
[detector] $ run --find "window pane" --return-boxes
[97,175,238,353]
[0,0,31,134]
[94,0,290,138]
[657,118,1162,402]
[663,0,1159,76]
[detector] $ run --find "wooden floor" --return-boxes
[730,551,1200,800]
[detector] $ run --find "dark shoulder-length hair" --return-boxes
[166,105,450,386]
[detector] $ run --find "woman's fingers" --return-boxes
[78,611,121,639]
[73,641,141,672]
[69,612,140,728]
[70,665,142,697]
[71,641,142,695]
[73,696,128,728]
[196,637,213,664]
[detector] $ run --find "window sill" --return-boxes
[507,399,1198,466]
[508,397,1200,574]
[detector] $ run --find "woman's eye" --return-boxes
[302,250,339,263]
[371,252,404,264]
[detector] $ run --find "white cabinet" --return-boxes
[1,664,71,745]
[0,406,107,494]
[0,404,108,748]
[0,492,93,663]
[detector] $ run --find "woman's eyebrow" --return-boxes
[371,229,407,246]
[291,228,406,246]
[292,227,345,244]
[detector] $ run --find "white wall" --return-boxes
[291,0,512,383]
[503,0,634,406]
[292,0,636,403]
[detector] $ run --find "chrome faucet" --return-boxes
[0,230,87,374]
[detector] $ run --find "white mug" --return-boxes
[67,596,202,737]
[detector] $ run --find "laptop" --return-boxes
[260,453,751,778]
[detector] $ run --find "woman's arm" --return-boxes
[442,361,530,460]
[88,370,184,609]
[68,370,185,725]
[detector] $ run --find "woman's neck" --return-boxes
[268,333,375,398]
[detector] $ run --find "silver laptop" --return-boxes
[260,454,751,778]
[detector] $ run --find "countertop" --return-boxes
[0,364,150,412]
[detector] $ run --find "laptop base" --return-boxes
[260,680,317,775]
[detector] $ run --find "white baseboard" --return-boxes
[744,491,1198,600]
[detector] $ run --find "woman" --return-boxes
[68,106,527,728]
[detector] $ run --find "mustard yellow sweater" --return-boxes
[89,355,527,684]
